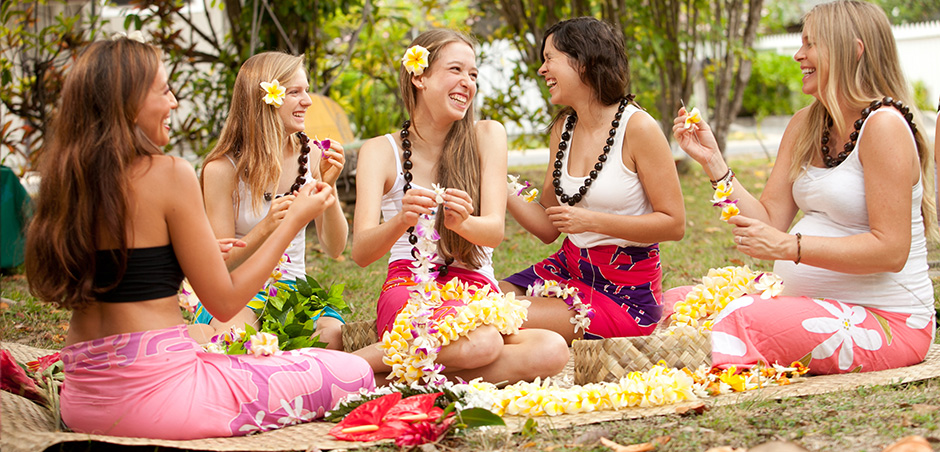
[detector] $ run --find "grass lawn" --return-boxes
[2,156,940,451]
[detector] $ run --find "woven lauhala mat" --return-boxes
[5,342,940,452]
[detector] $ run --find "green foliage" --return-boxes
[741,51,811,120]
[911,80,934,112]
[257,274,350,351]
[0,1,108,171]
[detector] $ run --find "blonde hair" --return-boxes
[203,52,305,214]
[399,29,485,268]
[790,0,936,240]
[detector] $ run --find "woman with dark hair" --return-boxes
[25,36,373,439]
[351,28,568,384]
[500,17,685,343]
[672,0,936,374]
[197,52,348,348]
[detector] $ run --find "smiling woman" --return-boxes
[196,52,350,348]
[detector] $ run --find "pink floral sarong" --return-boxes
[663,287,934,374]
[59,325,374,440]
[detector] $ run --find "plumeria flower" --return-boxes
[260,79,286,107]
[720,203,740,222]
[684,107,702,129]
[401,45,430,76]
[245,332,280,357]
[753,272,784,299]
[711,180,733,203]
[431,183,446,205]
[523,188,540,203]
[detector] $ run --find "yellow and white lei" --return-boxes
[669,266,783,332]
[380,199,529,385]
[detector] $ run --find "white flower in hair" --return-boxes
[111,30,146,43]
[260,79,286,107]
[402,45,430,76]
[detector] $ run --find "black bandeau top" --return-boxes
[93,245,184,303]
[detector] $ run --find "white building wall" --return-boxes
[756,20,940,107]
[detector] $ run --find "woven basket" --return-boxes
[342,319,379,353]
[573,329,711,384]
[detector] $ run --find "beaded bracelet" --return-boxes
[794,233,802,265]
[710,168,735,189]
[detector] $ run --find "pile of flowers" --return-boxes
[669,266,783,332]
[380,207,529,385]
[507,174,539,203]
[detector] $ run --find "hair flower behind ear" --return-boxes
[260,79,286,107]
[402,45,430,76]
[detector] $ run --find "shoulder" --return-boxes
[474,119,507,138]
[863,107,911,136]
[358,134,395,158]
[625,108,663,135]
[202,156,237,180]
[788,106,813,129]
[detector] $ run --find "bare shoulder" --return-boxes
[474,119,507,138]
[474,120,508,159]
[625,109,665,138]
[357,134,396,165]
[202,156,237,180]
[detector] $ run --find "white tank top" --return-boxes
[773,108,933,316]
[230,155,308,280]
[379,134,497,285]
[559,104,654,248]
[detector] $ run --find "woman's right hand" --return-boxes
[672,107,722,168]
[288,181,335,224]
[263,194,294,230]
[399,187,438,228]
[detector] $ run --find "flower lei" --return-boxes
[669,266,783,332]
[526,279,593,334]
[507,174,539,203]
[712,178,739,221]
[332,359,809,419]
[401,45,430,76]
[380,189,529,385]
[260,79,286,107]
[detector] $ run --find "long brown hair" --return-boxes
[202,52,305,214]
[790,0,937,240]
[399,29,485,268]
[25,38,164,310]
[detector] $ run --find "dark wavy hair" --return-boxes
[25,38,163,310]
[541,17,636,127]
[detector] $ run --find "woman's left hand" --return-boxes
[318,139,346,186]
[545,205,594,234]
[441,188,475,230]
[729,215,791,261]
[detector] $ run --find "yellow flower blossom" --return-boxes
[401,45,430,76]
[260,79,286,107]
[684,107,702,129]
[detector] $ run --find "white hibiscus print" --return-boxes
[711,295,755,326]
[277,396,316,426]
[238,410,278,434]
[711,331,748,357]
[802,299,883,371]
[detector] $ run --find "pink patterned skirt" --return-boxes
[663,287,934,374]
[59,325,374,439]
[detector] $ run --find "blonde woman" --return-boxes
[197,52,348,348]
[351,29,568,384]
[672,0,937,374]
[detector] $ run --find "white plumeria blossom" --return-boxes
[277,396,316,426]
[801,299,883,370]
[246,332,280,357]
[431,183,446,205]
[753,273,784,299]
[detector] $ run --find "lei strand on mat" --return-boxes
[379,187,529,385]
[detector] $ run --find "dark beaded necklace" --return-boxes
[399,119,453,277]
[552,96,630,206]
[264,132,312,201]
[821,96,917,168]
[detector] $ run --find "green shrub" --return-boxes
[740,51,812,120]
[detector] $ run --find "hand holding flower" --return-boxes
[315,138,346,186]
[216,238,247,261]
[672,107,722,170]
[288,181,334,224]
[545,205,594,234]
[440,187,475,231]
[729,214,793,262]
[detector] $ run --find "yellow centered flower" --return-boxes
[260,79,286,107]
[684,107,702,129]
[402,45,430,76]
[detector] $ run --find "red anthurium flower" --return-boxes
[330,392,454,443]
[329,393,409,441]
[395,415,456,448]
[0,350,43,402]
[26,352,60,374]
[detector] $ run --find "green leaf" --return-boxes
[456,408,505,428]
[521,418,538,438]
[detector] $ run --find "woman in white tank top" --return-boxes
[671,1,937,374]
[501,17,686,344]
[350,29,569,385]
[196,52,350,348]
